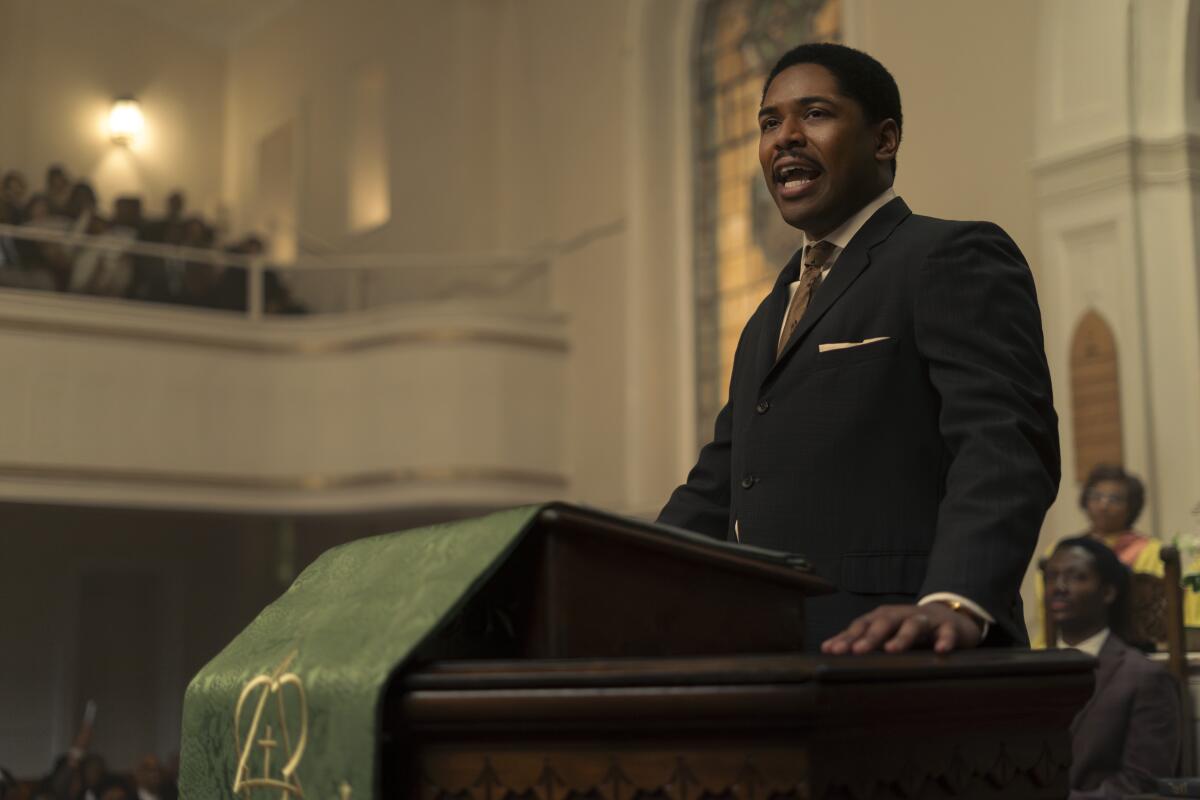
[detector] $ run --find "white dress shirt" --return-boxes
[780,186,898,336]
[1058,627,1110,657]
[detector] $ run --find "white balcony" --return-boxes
[0,237,568,513]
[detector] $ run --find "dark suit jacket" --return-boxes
[658,197,1060,647]
[1069,634,1181,798]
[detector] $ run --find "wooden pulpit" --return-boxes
[381,505,1095,800]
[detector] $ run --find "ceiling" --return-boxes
[106,0,301,48]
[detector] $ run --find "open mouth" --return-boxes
[774,162,823,197]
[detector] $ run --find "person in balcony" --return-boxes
[1046,536,1181,797]
[2,170,28,220]
[65,182,98,230]
[127,214,201,305]
[0,195,24,272]
[1034,463,1200,647]
[142,190,186,245]
[70,216,134,298]
[44,165,72,217]
[17,193,70,291]
[177,217,221,307]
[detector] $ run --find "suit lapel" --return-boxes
[752,247,807,386]
[759,197,912,387]
[1070,634,1125,735]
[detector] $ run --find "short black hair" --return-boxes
[1079,464,1146,529]
[1052,535,1135,641]
[762,43,902,175]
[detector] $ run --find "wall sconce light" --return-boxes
[108,96,144,146]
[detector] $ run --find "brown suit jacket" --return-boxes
[1069,634,1181,798]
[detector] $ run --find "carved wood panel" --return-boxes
[416,739,1070,800]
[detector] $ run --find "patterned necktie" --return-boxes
[776,240,836,359]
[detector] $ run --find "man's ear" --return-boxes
[874,119,899,163]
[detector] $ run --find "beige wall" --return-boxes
[0,0,227,219]
[223,0,506,253]
[0,290,566,513]
[222,0,646,509]
[852,0,1041,273]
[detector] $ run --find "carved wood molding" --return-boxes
[422,751,808,800]
[418,739,1071,800]
[817,739,1070,800]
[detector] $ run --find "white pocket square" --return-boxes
[818,336,890,353]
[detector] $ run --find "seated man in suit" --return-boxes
[1045,536,1180,798]
[658,42,1059,653]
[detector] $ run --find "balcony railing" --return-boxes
[0,223,552,319]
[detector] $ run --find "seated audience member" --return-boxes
[142,191,185,244]
[2,170,28,220]
[265,271,308,315]
[177,218,221,308]
[77,754,106,800]
[65,182,98,235]
[1046,536,1181,798]
[133,755,163,800]
[44,165,71,216]
[127,212,199,305]
[72,198,140,297]
[208,235,307,314]
[208,235,262,312]
[1036,464,1200,647]
[0,197,23,272]
[17,194,69,290]
[93,777,134,800]
[44,752,84,800]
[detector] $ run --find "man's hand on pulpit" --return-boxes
[820,603,984,655]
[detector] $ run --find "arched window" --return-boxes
[693,0,841,443]
[1069,310,1123,481]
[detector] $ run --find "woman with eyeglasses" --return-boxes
[1034,463,1200,647]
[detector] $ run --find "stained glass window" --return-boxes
[693,0,841,444]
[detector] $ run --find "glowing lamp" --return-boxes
[108,97,144,145]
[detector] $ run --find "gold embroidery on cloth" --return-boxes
[233,650,308,798]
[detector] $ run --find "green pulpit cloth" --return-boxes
[179,505,543,800]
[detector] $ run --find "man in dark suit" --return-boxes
[658,43,1060,653]
[1045,536,1180,797]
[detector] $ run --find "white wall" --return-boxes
[0,0,227,220]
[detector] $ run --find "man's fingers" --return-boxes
[851,612,902,654]
[823,604,982,656]
[883,612,931,653]
[821,615,873,654]
[933,620,959,653]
